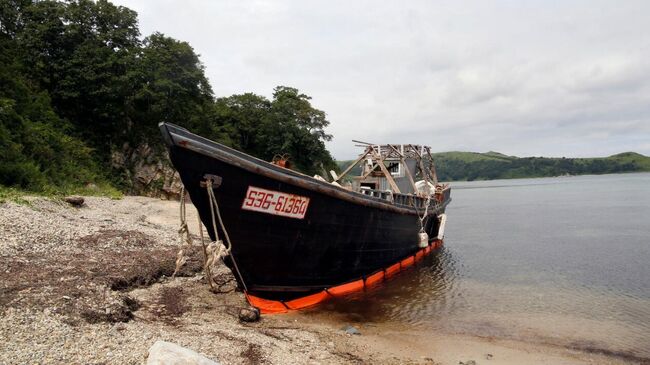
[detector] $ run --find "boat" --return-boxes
[160,122,451,313]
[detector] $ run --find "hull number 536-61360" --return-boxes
[241,186,310,219]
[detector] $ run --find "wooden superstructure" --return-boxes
[335,141,440,196]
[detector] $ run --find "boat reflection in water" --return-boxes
[317,247,461,326]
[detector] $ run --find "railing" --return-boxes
[359,188,438,210]
[359,188,393,201]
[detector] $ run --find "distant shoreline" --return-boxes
[444,169,650,184]
[337,151,650,182]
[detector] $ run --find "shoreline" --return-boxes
[288,306,647,365]
[0,196,644,364]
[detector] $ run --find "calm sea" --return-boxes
[319,173,650,361]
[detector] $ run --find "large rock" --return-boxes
[64,196,85,207]
[341,325,361,335]
[111,142,183,198]
[238,307,260,322]
[146,340,221,365]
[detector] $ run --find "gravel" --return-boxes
[0,196,366,364]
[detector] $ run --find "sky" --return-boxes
[112,0,650,160]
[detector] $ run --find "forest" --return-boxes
[0,0,336,195]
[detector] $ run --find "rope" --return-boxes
[418,193,432,233]
[172,186,192,278]
[197,212,215,289]
[173,183,247,293]
[204,179,249,292]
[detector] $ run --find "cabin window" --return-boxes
[386,161,403,177]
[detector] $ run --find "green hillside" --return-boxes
[607,152,650,170]
[337,152,650,182]
[433,151,650,181]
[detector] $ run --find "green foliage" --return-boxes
[1,0,338,195]
[129,32,215,142]
[0,186,31,205]
[212,86,337,176]
[17,0,140,150]
[0,28,102,193]
[212,92,270,151]
[0,183,122,205]
[430,152,650,181]
[607,152,650,170]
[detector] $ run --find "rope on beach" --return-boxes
[172,181,247,292]
[172,185,228,290]
[197,208,216,290]
[198,182,229,290]
[204,180,248,292]
[172,186,192,278]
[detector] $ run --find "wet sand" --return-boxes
[290,304,645,365]
[0,196,643,364]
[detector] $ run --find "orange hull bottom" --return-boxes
[246,239,444,314]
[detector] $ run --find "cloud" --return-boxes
[113,0,650,159]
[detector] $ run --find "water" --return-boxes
[317,173,650,361]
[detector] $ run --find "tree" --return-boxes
[270,86,332,142]
[213,93,270,153]
[210,87,337,176]
[263,86,335,175]
[0,30,99,191]
[129,32,214,141]
[16,0,140,153]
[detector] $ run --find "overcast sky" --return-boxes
[113,0,650,159]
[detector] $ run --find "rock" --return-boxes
[111,142,183,198]
[85,183,98,191]
[341,325,361,335]
[146,340,220,365]
[486,353,493,360]
[238,307,260,322]
[114,323,126,332]
[459,361,476,365]
[64,196,85,207]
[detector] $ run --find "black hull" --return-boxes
[161,123,450,301]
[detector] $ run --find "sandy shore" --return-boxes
[0,196,640,364]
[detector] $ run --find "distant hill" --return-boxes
[337,152,650,182]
